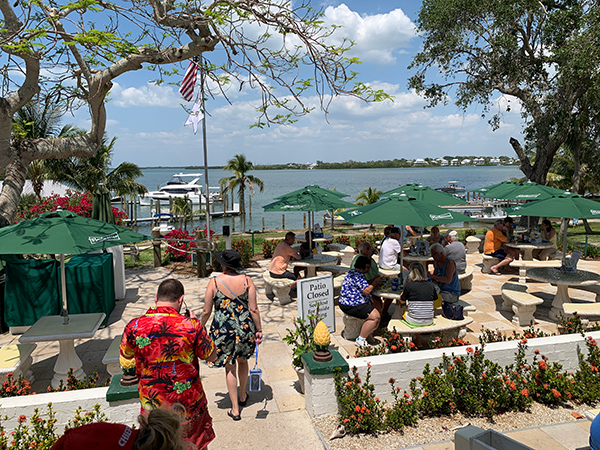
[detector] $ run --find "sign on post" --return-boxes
[297,274,335,332]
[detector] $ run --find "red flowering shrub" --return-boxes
[164,228,195,262]
[334,366,385,434]
[385,378,419,430]
[232,239,253,266]
[261,239,280,258]
[0,372,32,397]
[573,336,600,404]
[333,235,350,246]
[17,190,127,225]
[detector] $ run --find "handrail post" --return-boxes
[196,229,208,278]
[152,229,161,267]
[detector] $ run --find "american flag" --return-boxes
[179,57,199,102]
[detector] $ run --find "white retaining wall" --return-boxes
[305,331,600,418]
[0,387,140,430]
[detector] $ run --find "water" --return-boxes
[129,165,523,234]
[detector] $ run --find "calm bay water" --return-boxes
[132,165,523,234]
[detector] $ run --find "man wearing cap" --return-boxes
[378,227,403,271]
[120,278,216,449]
[484,219,517,275]
[269,231,302,284]
[444,230,467,274]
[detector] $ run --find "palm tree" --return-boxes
[355,187,382,206]
[219,154,264,232]
[44,135,148,197]
[12,99,79,201]
[171,195,203,230]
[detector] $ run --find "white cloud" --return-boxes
[323,4,416,65]
[110,82,181,108]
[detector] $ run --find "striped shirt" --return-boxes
[401,281,437,323]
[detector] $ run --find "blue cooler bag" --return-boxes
[249,344,262,392]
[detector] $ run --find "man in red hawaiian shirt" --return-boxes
[120,278,216,449]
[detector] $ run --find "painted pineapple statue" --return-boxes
[312,320,333,362]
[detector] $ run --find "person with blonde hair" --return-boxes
[50,408,193,450]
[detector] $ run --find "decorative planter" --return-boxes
[294,366,305,394]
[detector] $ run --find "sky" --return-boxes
[70,0,525,167]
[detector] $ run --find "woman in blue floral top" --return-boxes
[339,255,382,347]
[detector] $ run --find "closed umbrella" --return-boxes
[381,185,469,206]
[92,184,115,224]
[339,193,472,272]
[0,208,149,322]
[502,193,600,263]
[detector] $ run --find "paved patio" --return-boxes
[1,250,600,449]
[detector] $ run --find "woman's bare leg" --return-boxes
[225,362,240,416]
[237,358,249,403]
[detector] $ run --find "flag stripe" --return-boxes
[179,61,198,102]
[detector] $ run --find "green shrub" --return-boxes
[261,239,279,258]
[231,239,252,266]
[573,336,600,404]
[385,378,419,430]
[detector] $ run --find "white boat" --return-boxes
[435,181,466,198]
[139,173,221,206]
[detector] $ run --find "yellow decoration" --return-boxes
[313,320,331,347]
[120,354,136,370]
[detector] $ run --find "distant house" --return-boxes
[440,159,449,166]
[474,157,485,165]
[450,158,459,166]
[461,159,471,165]
[307,163,318,169]
[413,158,428,166]
[490,158,501,165]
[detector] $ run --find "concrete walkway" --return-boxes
[1,250,600,449]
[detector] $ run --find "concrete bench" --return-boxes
[512,259,562,283]
[327,243,354,253]
[0,343,36,382]
[466,236,481,254]
[387,315,474,342]
[434,299,476,317]
[482,254,500,273]
[102,335,123,377]
[501,283,545,326]
[563,303,600,327]
[458,266,474,291]
[341,314,364,341]
[571,284,600,302]
[317,265,350,275]
[263,271,295,306]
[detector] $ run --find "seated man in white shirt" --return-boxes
[378,227,402,271]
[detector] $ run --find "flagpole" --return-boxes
[199,56,212,244]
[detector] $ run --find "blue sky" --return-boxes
[73,1,524,167]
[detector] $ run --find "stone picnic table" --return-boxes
[291,254,338,278]
[526,267,600,320]
[505,241,555,260]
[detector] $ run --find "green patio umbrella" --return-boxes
[501,193,600,263]
[472,180,521,197]
[92,183,115,224]
[339,194,472,272]
[0,208,149,322]
[264,186,355,248]
[490,181,566,201]
[381,185,469,205]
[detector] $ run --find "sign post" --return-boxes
[297,274,335,332]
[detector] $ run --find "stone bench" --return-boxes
[458,266,474,291]
[434,299,476,317]
[341,314,364,341]
[322,251,344,264]
[262,271,295,306]
[501,283,545,326]
[466,236,481,254]
[317,265,350,275]
[387,315,474,342]
[482,254,500,273]
[562,302,600,327]
[327,243,354,253]
[512,259,562,283]
[102,335,123,377]
[0,343,36,382]
[571,284,600,302]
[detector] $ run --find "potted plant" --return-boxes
[282,311,321,393]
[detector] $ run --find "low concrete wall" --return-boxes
[0,387,140,430]
[305,331,600,418]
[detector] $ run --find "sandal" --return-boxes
[239,391,249,407]
[227,410,241,421]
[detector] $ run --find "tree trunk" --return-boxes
[0,158,30,227]
[239,185,246,233]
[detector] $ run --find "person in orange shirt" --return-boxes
[484,220,518,275]
[269,231,302,286]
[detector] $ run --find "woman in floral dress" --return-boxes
[201,250,263,421]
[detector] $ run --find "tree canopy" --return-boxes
[0,0,385,226]
[408,0,600,184]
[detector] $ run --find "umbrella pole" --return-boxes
[60,255,69,325]
[562,217,568,266]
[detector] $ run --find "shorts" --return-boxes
[339,302,374,320]
[489,249,508,260]
[379,263,401,271]
[270,270,297,281]
[441,290,459,304]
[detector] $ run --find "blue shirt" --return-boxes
[339,269,370,306]
[435,259,461,296]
